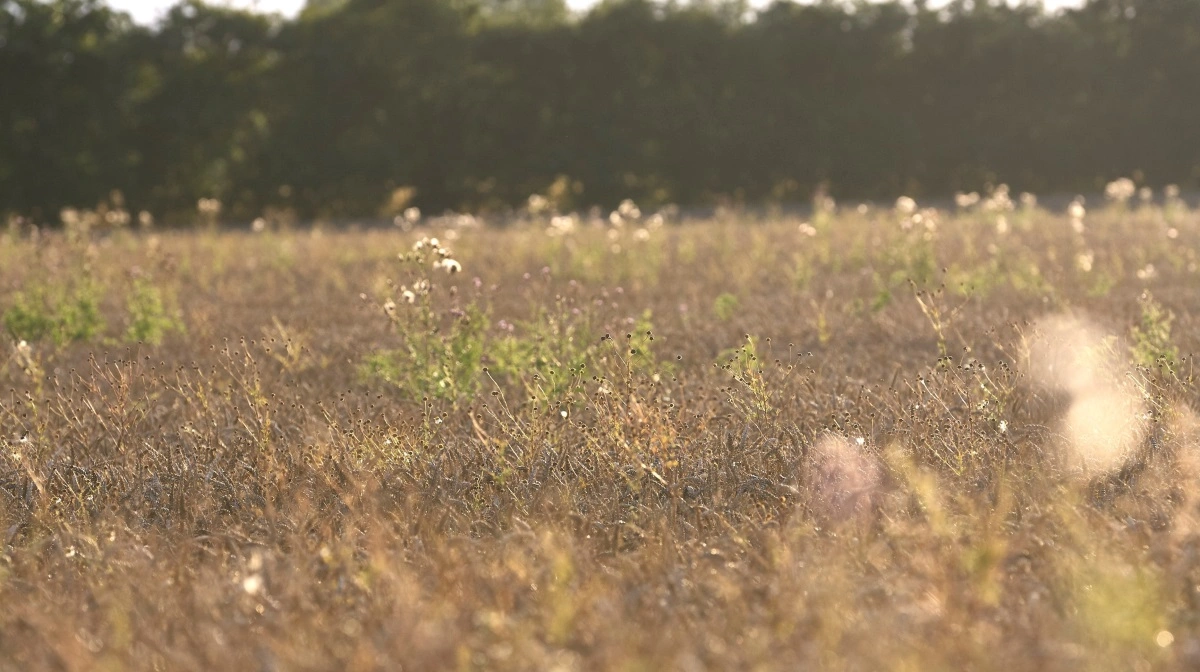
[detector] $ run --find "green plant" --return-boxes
[3,278,106,345]
[713,292,739,321]
[489,309,597,405]
[1130,291,1178,370]
[363,236,485,402]
[364,302,488,402]
[125,278,184,344]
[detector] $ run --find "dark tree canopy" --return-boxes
[1,0,1198,222]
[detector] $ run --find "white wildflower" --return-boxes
[1105,177,1136,203]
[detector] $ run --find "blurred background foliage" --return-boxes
[2,0,1199,222]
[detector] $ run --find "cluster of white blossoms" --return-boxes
[982,184,1014,213]
[1104,177,1136,203]
[546,214,577,237]
[609,198,642,225]
[197,197,222,216]
[1068,197,1086,233]
[411,236,461,274]
[954,191,981,209]
[894,195,939,236]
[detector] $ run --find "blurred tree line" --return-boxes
[2,0,1198,222]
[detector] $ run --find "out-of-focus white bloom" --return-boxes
[242,574,263,595]
[527,194,550,215]
[1068,197,1086,233]
[618,199,641,220]
[197,198,222,216]
[1136,263,1157,281]
[435,258,462,274]
[547,214,576,236]
[895,196,917,215]
[1076,251,1094,273]
[1165,184,1181,199]
[1068,199,1086,220]
[955,192,980,209]
[404,206,421,223]
[60,208,80,227]
[1105,177,1136,203]
[983,184,1013,212]
[251,218,267,233]
[798,223,817,237]
[633,228,650,241]
[1019,192,1038,210]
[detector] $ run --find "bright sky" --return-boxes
[108,0,1083,26]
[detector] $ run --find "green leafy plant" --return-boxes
[3,278,106,345]
[1130,291,1178,370]
[125,278,185,344]
[365,301,487,402]
[489,308,597,405]
[363,237,485,402]
[713,292,739,322]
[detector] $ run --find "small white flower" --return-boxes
[1105,177,1136,202]
[435,258,462,274]
[242,574,263,595]
[1068,199,1086,221]
[1076,251,1094,273]
[895,196,917,215]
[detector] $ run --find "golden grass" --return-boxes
[2,196,1199,670]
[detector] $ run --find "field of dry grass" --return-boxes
[2,190,1200,670]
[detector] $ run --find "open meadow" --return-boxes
[3,189,1200,670]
